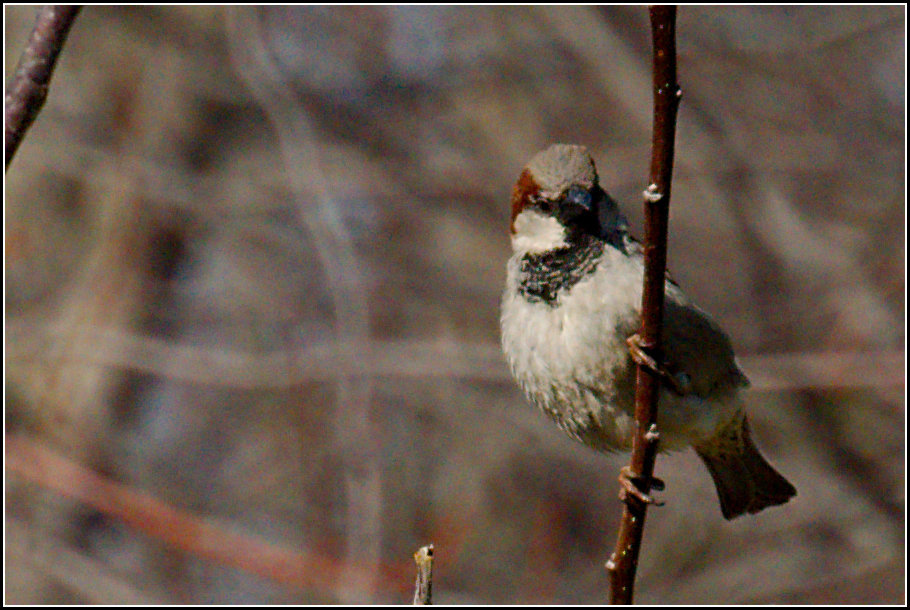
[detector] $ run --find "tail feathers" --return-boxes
[695,416,796,520]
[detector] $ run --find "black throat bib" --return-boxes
[518,236,605,306]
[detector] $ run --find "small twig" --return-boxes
[607,6,681,604]
[412,544,434,605]
[4,5,81,171]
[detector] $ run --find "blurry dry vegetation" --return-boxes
[4,5,905,604]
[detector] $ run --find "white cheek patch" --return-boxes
[511,209,567,254]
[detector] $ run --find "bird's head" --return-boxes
[509,144,622,254]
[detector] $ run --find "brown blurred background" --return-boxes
[4,5,905,604]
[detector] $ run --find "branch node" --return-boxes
[644,423,660,443]
[643,183,663,203]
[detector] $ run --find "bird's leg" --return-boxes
[626,333,690,395]
[619,336,671,507]
[618,466,665,506]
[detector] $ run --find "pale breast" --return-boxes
[500,249,643,450]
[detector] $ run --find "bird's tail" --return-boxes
[694,413,796,520]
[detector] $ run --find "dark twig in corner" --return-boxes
[4,5,82,171]
[607,6,681,605]
[412,544,434,605]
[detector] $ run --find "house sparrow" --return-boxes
[500,144,796,519]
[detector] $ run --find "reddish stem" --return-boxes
[607,5,680,604]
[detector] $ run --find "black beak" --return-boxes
[563,185,593,212]
[558,185,603,238]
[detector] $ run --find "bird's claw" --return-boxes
[626,334,691,395]
[626,333,659,371]
[619,465,665,507]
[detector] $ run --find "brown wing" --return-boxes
[660,288,749,399]
[617,232,747,398]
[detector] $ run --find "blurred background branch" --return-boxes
[6,434,411,597]
[7,320,902,390]
[225,11,383,602]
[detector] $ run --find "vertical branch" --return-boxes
[5,5,82,170]
[607,6,680,604]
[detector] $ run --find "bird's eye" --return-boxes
[529,195,554,213]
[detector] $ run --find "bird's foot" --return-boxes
[626,334,691,395]
[618,465,665,507]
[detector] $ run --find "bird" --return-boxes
[500,143,796,519]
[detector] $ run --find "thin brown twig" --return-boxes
[5,5,82,170]
[607,6,680,604]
